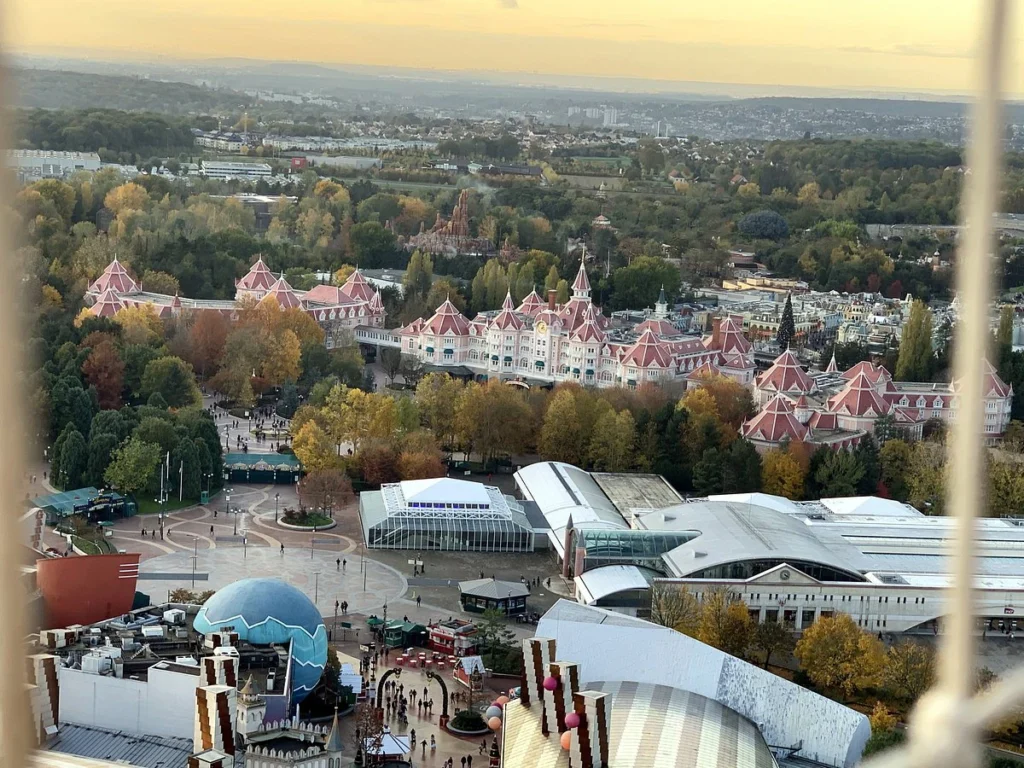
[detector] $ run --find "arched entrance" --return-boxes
[375,666,451,729]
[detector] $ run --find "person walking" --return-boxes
[430,735,436,752]
[416,595,422,607]
[461,757,467,768]
[280,543,285,554]
[336,558,341,571]
[343,558,347,571]
[479,739,487,755]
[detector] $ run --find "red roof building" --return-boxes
[89,288,125,318]
[741,394,808,449]
[755,350,817,406]
[423,298,471,336]
[235,256,277,297]
[339,269,377,303]
[516,290,546,317]
[89,257,139,295]
[492,292,525,331]
[262,276,302,309]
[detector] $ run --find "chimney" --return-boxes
[711,317,722,349]
[194,684,237,755]
[548,289,557,311]
[570,690,612,768]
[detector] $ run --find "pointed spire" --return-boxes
[571,248,591,297]
[825,352,839,374]
[325,707,344,753]
[502,290,514,310]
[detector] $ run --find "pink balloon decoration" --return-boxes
[496,695,510,705]
[488,717,502,731]
[560,731,572,750]
[543,676,559,691]
[564,712,581,729]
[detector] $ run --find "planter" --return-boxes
[445,723,491,737]
[277,518,337,531]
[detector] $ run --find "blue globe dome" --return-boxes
[193,578,327,703]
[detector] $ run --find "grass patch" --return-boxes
[281,511,333,528]
[135,497,198,516]
[71,535,101,555]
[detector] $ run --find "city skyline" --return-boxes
[9,0,1024,97]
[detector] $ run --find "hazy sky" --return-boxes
[8,0,1019,95]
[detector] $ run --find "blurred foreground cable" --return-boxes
[866,0,1009,766]
[0,5,34,764]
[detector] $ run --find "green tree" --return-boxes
[879,439,913,500]
[610,256,681,311]
[692,448,725,495]
[86,432,120,487]
[171,438,202,500]
[104,437,162,495]
[895,300,934,381]
[813,449,865,497]
[56,428,88,489]
[883,641,935,702]
[416,373,463,450]
[722,439,762,492]
[544,265,560,293]
[556,279,569,304]
[121,344,160,400]
[697,589,753,659]
[650,585,700,636]
[141,356,201,408]
[854,435,881,494]
[776,294,795,349]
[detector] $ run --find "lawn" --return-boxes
[71,535,101,555]
[136,496,199,516]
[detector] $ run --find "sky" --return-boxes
[7,0,1020,96]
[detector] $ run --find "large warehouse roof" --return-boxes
[635,501,868,580]
[514,462,627,555]
[537,601,870,768]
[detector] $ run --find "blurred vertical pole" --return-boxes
[896,1,1012,768]
[943,0,1006,705]
[0,0,35,761]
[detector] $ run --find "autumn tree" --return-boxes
[697,589,753,659]
[262,328,302,387]
[81,339,124,409]
[540,389,584,464]
[751,620,795,669]
[114,303,164,346]
[588,409,636,471]
[650,585,700,636]
[455,382,533,465]
[416,373,463,450]
[795,613,885,700]
[879,439,913,501]
[104,182,150,215]
[883,641,935,702]
[298,469,354,515]
[358,439,400,485]
[762,448,806,499]
[380,347,403,387]
[293,421,338,473]
[186,311,229,379]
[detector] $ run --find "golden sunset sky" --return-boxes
[7,0,1017,95]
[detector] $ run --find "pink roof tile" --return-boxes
[756,350,816,395]
[516,290,546,317]
[236,257,277,292]
[423,298,470,336]
[634,318,681,337]
[841,361,891,384]
[262,276,302,309]
[742,394,808,443]
[492,292,524,331]
[89,288,125,317]
[570,304,606,343]
[90,258,139,295]
[621,329,672,369]
[827,371,892,418]
[339,269,377,303]
[571,257,591,294]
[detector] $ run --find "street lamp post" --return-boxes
[275,492,280,523]
[313,571,321,604]
[191,535,199,588]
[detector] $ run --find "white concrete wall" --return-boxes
[59,665,196,739]
[537,609,869,768]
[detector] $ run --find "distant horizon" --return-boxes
[8,0,1021,98]
[10,49,981,104]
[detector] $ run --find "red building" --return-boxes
[427,619,478,657]
[36,553,140,629]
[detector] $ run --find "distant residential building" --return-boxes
[7,150,101,180]
[201,161,273,179]
[192,130,245,153]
